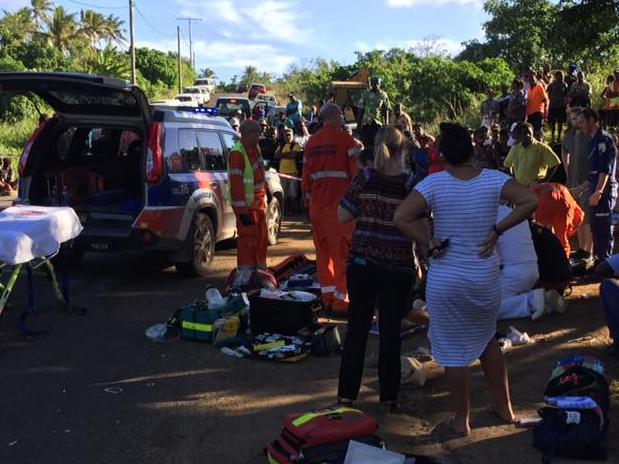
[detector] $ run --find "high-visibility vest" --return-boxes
[226,141,261,207]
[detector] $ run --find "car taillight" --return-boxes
[146,122,164,185]
[19,120,48,177]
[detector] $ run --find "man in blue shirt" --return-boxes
[286,93,303,125]
[578,108,618,261]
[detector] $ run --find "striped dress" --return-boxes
[414,169,510,367]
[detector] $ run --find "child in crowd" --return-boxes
[0,157,16,195]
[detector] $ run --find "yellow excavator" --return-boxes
[329,68,369,124]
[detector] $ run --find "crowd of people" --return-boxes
[225,67,619,437]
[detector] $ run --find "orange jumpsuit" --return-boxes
[229,143,268,272]
[532,183,584,257]
[302,126,359,309]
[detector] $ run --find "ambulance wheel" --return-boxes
[176,214,215,277]
[267,196,282,246]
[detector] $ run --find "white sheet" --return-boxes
[0,206,83,265]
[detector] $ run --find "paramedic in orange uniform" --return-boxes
[303,103,359,313]
[531,183,584,257]
[228,119,268,287]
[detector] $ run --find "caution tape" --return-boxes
[277,172,302,182]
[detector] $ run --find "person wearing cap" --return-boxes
[229,117,241,134]
[227,119,269,287]
[303,103,359,314]
[275,127,303,214]
[357,76,390,148]
[286,93,303,126]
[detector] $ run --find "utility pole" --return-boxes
[177,25,182,93]
[177,17,202,69]
[129,0,136,84]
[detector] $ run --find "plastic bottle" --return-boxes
[205,286,225,308]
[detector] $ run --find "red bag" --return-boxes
[265,407,381,463]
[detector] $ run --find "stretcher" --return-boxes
[0,206,84,336]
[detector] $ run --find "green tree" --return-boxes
[102,14,126,46]
[87,45,130,80]
[135,47,178,88]
[45,6,78,54]
[199,67,217,78]
[79,9,107,48]
[30,0,54,29]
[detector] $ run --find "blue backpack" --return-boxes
[533,355,610,463]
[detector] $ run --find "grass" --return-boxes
[0,117,38,169]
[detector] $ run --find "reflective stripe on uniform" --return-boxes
[292,407,362,427]
[348,147,360,157]
[334,290,348,301]
[309,171,348,181]
[252,160,262,171]
[181,320,213,332]
[232,200,247,207]
[320,286,335,294]
[229,168,244,176]
[595,212,611,217]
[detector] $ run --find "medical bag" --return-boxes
[265,407,381,463]
[249,294,321,335]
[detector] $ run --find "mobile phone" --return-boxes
[428,238,450,256]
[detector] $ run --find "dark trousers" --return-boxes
[590,193,616,260]
[527,112,544,132]
[600,279,619,344]
[360,122,381,148]
[338,260,413,403]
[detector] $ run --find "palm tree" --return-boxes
[102,14,126,47]
[45,6,78,54]
[79,9,106,48]
[87,45,130,80]
[0,8,36,44]
[30,0,54,30]
[200,68,217,78]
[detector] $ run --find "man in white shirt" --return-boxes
[496,205,564,319]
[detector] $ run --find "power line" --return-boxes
[135,5,175,38]
[66,0,127,10]
[177,17,202,69]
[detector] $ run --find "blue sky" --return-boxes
[3,0,488,81]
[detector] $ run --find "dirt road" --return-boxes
[0,218,617,464]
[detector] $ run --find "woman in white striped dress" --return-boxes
[394,123,538,436]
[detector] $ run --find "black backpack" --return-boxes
[533,355,610,463]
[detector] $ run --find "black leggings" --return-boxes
[338,260,414,403]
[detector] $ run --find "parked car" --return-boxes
[175,86,210,106]
[1,72,283,276]
[215,96,252,120]
[193,77,217,93]
[248,83,267,100]
[253,93,278,106]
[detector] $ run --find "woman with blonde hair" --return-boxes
[336,126,415,411]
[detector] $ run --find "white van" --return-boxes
[193,78,217,93]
